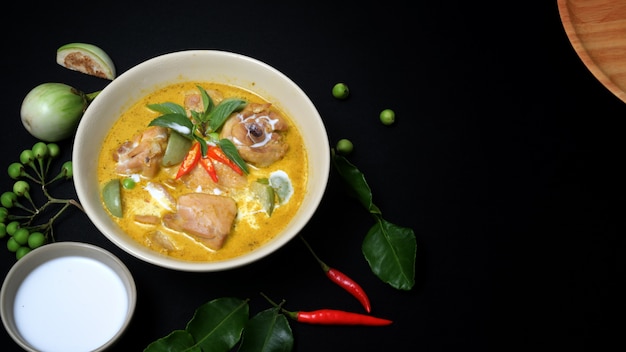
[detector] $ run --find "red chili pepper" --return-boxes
[260,292,391,327]
[207,145,243,175]
[175,142,201,179]
[291,309,392,326]
[198,156,219,183]
[325,269,371,313]
[300,235,372,313]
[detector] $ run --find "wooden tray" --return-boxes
[558,0,626,103]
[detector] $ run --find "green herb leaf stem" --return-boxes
[331,150,416,291]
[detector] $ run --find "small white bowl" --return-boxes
[72,50,330,272]
[0,242,136,352]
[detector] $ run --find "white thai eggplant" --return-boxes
[56,43,116,80]
[20,83,98,142]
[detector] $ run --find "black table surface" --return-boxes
[2,1,625,351]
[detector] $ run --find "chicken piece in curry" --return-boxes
[97,81,307,262]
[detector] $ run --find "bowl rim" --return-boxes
[72,49,330,272]
[0,241,137,352]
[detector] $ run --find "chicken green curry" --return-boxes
[97,81,308,262]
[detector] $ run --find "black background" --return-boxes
[1,1,625,351]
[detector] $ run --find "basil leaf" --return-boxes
[144,330,199,352]
[331,152,381,215]
[197,85,214,122]
[218,138,249,174]
[363,218,416,290]
[194,135,208,157]
[187,297,250,352]
[208,98,247,133]
[190,109,203,125]
[147,102,187,116]
[238,307,294,352]
[148,114,194,138]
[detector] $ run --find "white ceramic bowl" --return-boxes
[72,50,330,272]
[0,242,136,352]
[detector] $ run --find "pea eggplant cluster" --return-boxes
[0,142,81,260]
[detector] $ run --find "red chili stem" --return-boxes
[299,235,372,313]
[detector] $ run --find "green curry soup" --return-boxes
[97,81,308,262]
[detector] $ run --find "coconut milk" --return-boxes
[13,256,129,352]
